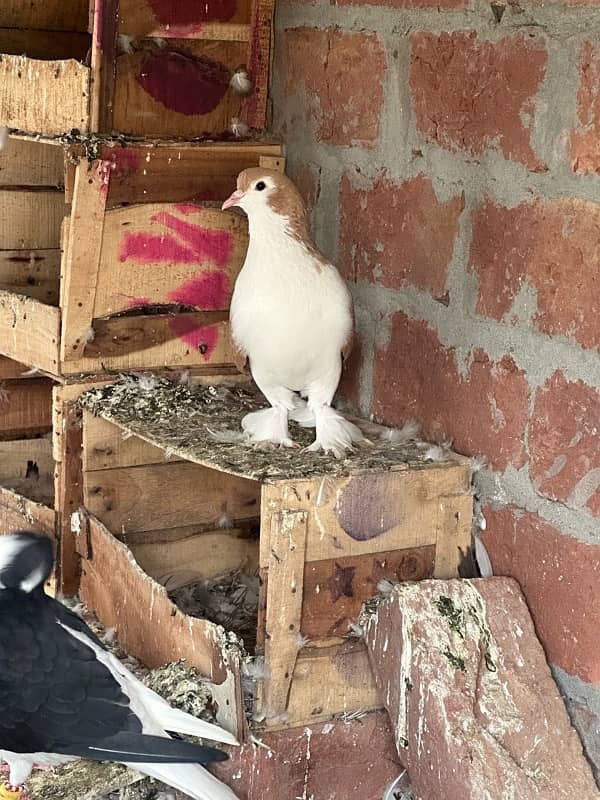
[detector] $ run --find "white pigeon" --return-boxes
[0,532,239,800]
[222,168,364,457]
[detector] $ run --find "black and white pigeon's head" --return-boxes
[0,532,53,594]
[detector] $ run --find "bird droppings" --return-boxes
[79,376,464,482]
[169,570,260,653]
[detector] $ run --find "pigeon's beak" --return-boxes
[222,189,245,211]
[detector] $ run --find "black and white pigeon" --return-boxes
[0,532,239,800]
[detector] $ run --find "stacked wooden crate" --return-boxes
[0,0,282,590]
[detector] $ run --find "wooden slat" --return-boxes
[0,291,61,374]
[0,138,64,187]
[0,378,53,439]
[0,56,90,136]
[0,486,55,537]
[242,0,274,130]
[0,0,89,32]
[111,40,246,138]
[0,191,65,249]
[0,438,53,482]
[434,494,474,578]
[79,514,245,739]
[0,249,61,304]
[60,161,109,361]
[117,0,251,35]
[54,398,83,593]
[83,461,260,533]
[261,510,308,719]
[301,546,436,640]
[83,413,181,471]
[94,204,248,316]
[130,528,259,591]
[260,465,471,567]
[90,0,119,132]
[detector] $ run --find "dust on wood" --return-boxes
[79,376,455,483]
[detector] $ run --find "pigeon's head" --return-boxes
[222,168,308,231]
[0,532,54,593]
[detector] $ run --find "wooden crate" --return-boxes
[76,378,474,742]
[0,135,283,377]
[0,0,274,137]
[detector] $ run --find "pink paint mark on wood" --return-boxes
[169,317,220,360]
[151,210,233,267]
[110,148,142,176]
[93,0,104,48]
[168,271,230,309]
[118,233,196,265]
[148,0,237,26]
[137,51,230,116]
[175,202,202,216]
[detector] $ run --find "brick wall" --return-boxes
[272,0,600,782]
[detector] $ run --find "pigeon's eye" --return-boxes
[255,181,266,191]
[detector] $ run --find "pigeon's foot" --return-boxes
[289,397,316,428]
[308,406,367,459]
[241,407,297,448]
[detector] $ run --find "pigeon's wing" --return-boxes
[0,594,225,765]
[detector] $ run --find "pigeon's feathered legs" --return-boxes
[305,368,365,458]
[241,376,297,447]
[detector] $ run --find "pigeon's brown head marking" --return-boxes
[222,168,311,240]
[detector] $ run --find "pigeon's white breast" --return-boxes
[231,225,351,392]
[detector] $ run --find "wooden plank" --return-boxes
[130,528,259,591]
[260,465,471,567]
[0,437,53,482]
[101,143,283,206]
[60,161,109,361]
[0,486,55,537]
[0,291,61,375]
[0,56,90,136]
[282,642,381,729]
[0,29,90,61]
[84,461,260,533]
[241,0,274,130]
[261,510,307,719]
[0,378,53,438]
[434,493,474,578]
[54,398,83,593]
[80,514,245,739]
[0,191,65,249]
[94,204,248,316]
[0,356,33,379]
[90,0,119,132]
[0,138,64,187]
[66,314,234,373]
[111,40,246,138]
[301,546,436,640]
[118,0,251,34]
[83,413,181,471]
[0,0,89,31]
[0,249,61,304]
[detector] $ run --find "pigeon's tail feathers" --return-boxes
[0,532,54,593]
[138,687,239,745]
[310,407,367,458]
[132,761,239,800]
[61,732,228,765]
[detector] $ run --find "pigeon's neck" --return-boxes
[247,208,310,254]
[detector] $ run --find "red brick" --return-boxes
[482,507,600,683]
[530,371,600,517]
[565,700,600,785]
[283,28,385,146]
[334,0,464,7]
[570,42,600,175]
[373,312,530,470]
[338,173,464,296]
[469,197,600,350]
[410,32,547,170]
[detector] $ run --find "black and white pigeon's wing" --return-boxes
[0,533,238,800]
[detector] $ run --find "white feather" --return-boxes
[229,70,253,96]
[377,578,395,596]
[423,444,451,462]
[207,426,247,444]
[117,34,134,54]
[230,117,249,138]
[380,420,420,444]
[474,534,493,578]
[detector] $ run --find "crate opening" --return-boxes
[0,29,91,61]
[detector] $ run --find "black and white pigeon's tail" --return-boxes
[0,532,53,593]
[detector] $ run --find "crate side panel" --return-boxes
[0,56,90,135]
[0,437,54,483]
[112,41,246,137]
[0,250,61,304]
[0,486,55,536]
[0,378,53,439]
[0,292,61,374]
[0,0,89,32]
[0,191,65,250]
[0,138,64,186]
[83,461,260,533]
[94,204,248,316]
[83,413,181,471]
[117,0,252,34]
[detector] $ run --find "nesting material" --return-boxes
[79,377,460,482]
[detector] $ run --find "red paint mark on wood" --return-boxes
[175,202,202,215]
[119,233,196,265]
[93,0,104,48]
[168,271,230,309]
[168,317,219,359]
[148,0,237,27]
[151,210,233,267]
[137,51,230,115]
[110,148,142,176]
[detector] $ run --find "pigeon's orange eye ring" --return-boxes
[255,181,266,191]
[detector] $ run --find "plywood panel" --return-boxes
[0,191,65,249]
[84,461,260,533]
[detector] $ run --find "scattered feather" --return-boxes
[117,34,135,54]
[229,70,253,96]
[178,370,190,385]
[321,722,335,735]
[20,367,41,376]
[380,420,421,445]
[295,633,310,650]
[70,512,82,535]
[424,444,451,462]
[207,426,247,444]
[242,656,269,681]
[470,454,487,475]
[216,513,234,529]
[474,533,493,578]
[137,374,160,392]
[0,127,8,151]
[83,326,95,343]
[346,621,364,638]
[151,37,167,48]
[230,117,250,138]
[377,578,395,596]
